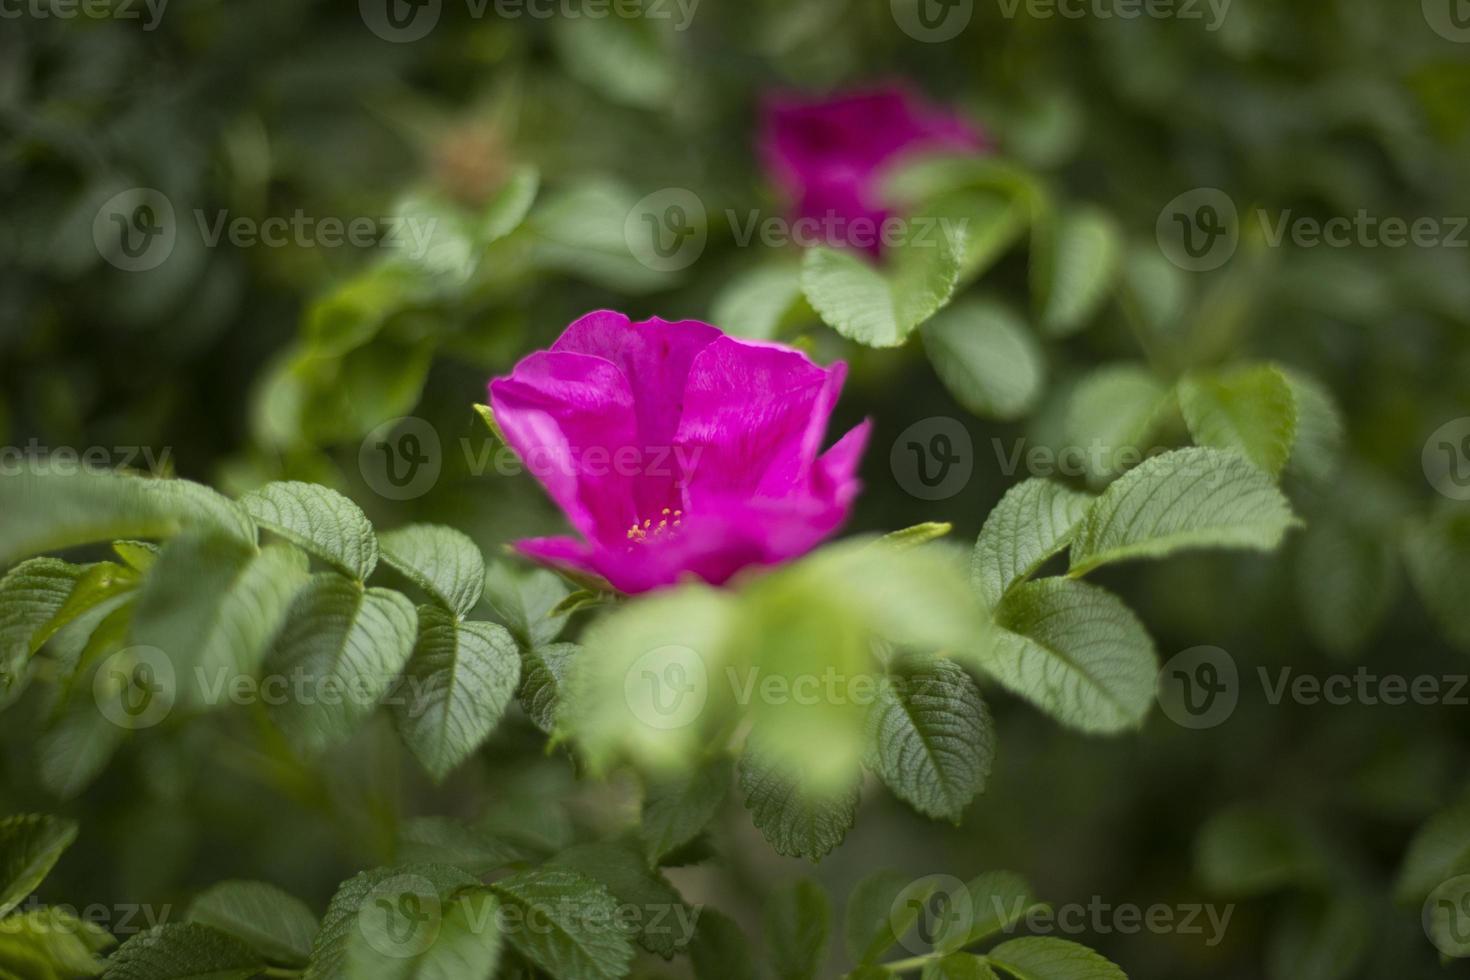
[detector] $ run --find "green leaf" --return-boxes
[480,165,541,243]
[963,871,1043,945]
[1265,894,1367,980]
[240,482,379,580]
[518,642,578,735]
[378,525,487,619]
[986,937,1126,980]
[1033,206,1123,337]
[0,814,77,916]
[921,300,1045,421]
[926,954,1000,979]
[880,523,954,551]
[1061,364,1174,486]
[972,480,1095,609]
[972,578,1156,734]
[305,865,477,980]
[1178,363,1299,477]
[1294,516,1396,657]
[187,881,318,966]
[689,910,758,980]
[0,559,86,696]
[801,232,964,348]
[551,14,675,110]
[392,607,519,781]
[130,536,309,710]
[483,563,571,649]
[711,263,808,340]
[264,576,418,754]
[395,817,531,876]
[1281,369,1345,486]
[918,189,1030,285]
[548,842,690,958]
[867,658,994,822]
[1396,800,1470,902]
[1403,505,1470,652]
[0,470,254,564]
[1068,448,1302,576]
[37,699,126,800]
[102,924,264,980]
[738,749,859,862]
[0,905,114,976]
[345,886,503,980]
[639,756,733,866]
[844,870,913,965]
[1194,806,1324,897]
[489,868,636,980]
[766,879,829,980]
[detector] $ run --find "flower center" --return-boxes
[626,508,683,547]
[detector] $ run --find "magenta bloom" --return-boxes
[760,84,987,256]
[488,311,869,594]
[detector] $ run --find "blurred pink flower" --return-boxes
[760,84,987,256]
[488,311,869,593]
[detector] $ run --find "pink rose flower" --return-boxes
[760,84,988,256]
[488,311,870,594]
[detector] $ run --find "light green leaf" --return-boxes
[1179,363,1299,477]
[0,559,86,696]
[240,482,378,580]
[918,189,1029,285]
[305,865,477,980]
[972,578,1156,734]
[101,923,263,980]
[489,868,636,980]
[963,871,1043,945]
[264,576,418,754]
[801,232,964,348]
[392,606,520,781]
[0,905,115,976]
[345,886,502,980]
[1061,364,1174,486]
[483,563,571,649]
[986,936,1126,980]
[1281,369,1345,486]
[552,14,675,110]
[867,658,994,822]
[517,642,578,735]
[0,469,254,564]
[1033,206,1123,337]
[548,842,689,958]
[922,300,1045,421]
[187,881,318,967]
[32,562,138,652]
[130,536,309,710]
[1069,448,1302,576]
[639,756,733,866]
[1403,505,1470,653]
[844,870,914,965]
[0,814,77,916]
[766,879,829,980]
[738,748,859,862]
[711,263,807,340]
[378,525,486,619]
[480,165,540,243]
[972,480,1095,609]
[880,523,954,551]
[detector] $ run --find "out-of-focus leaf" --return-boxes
[921,300,1045,421]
